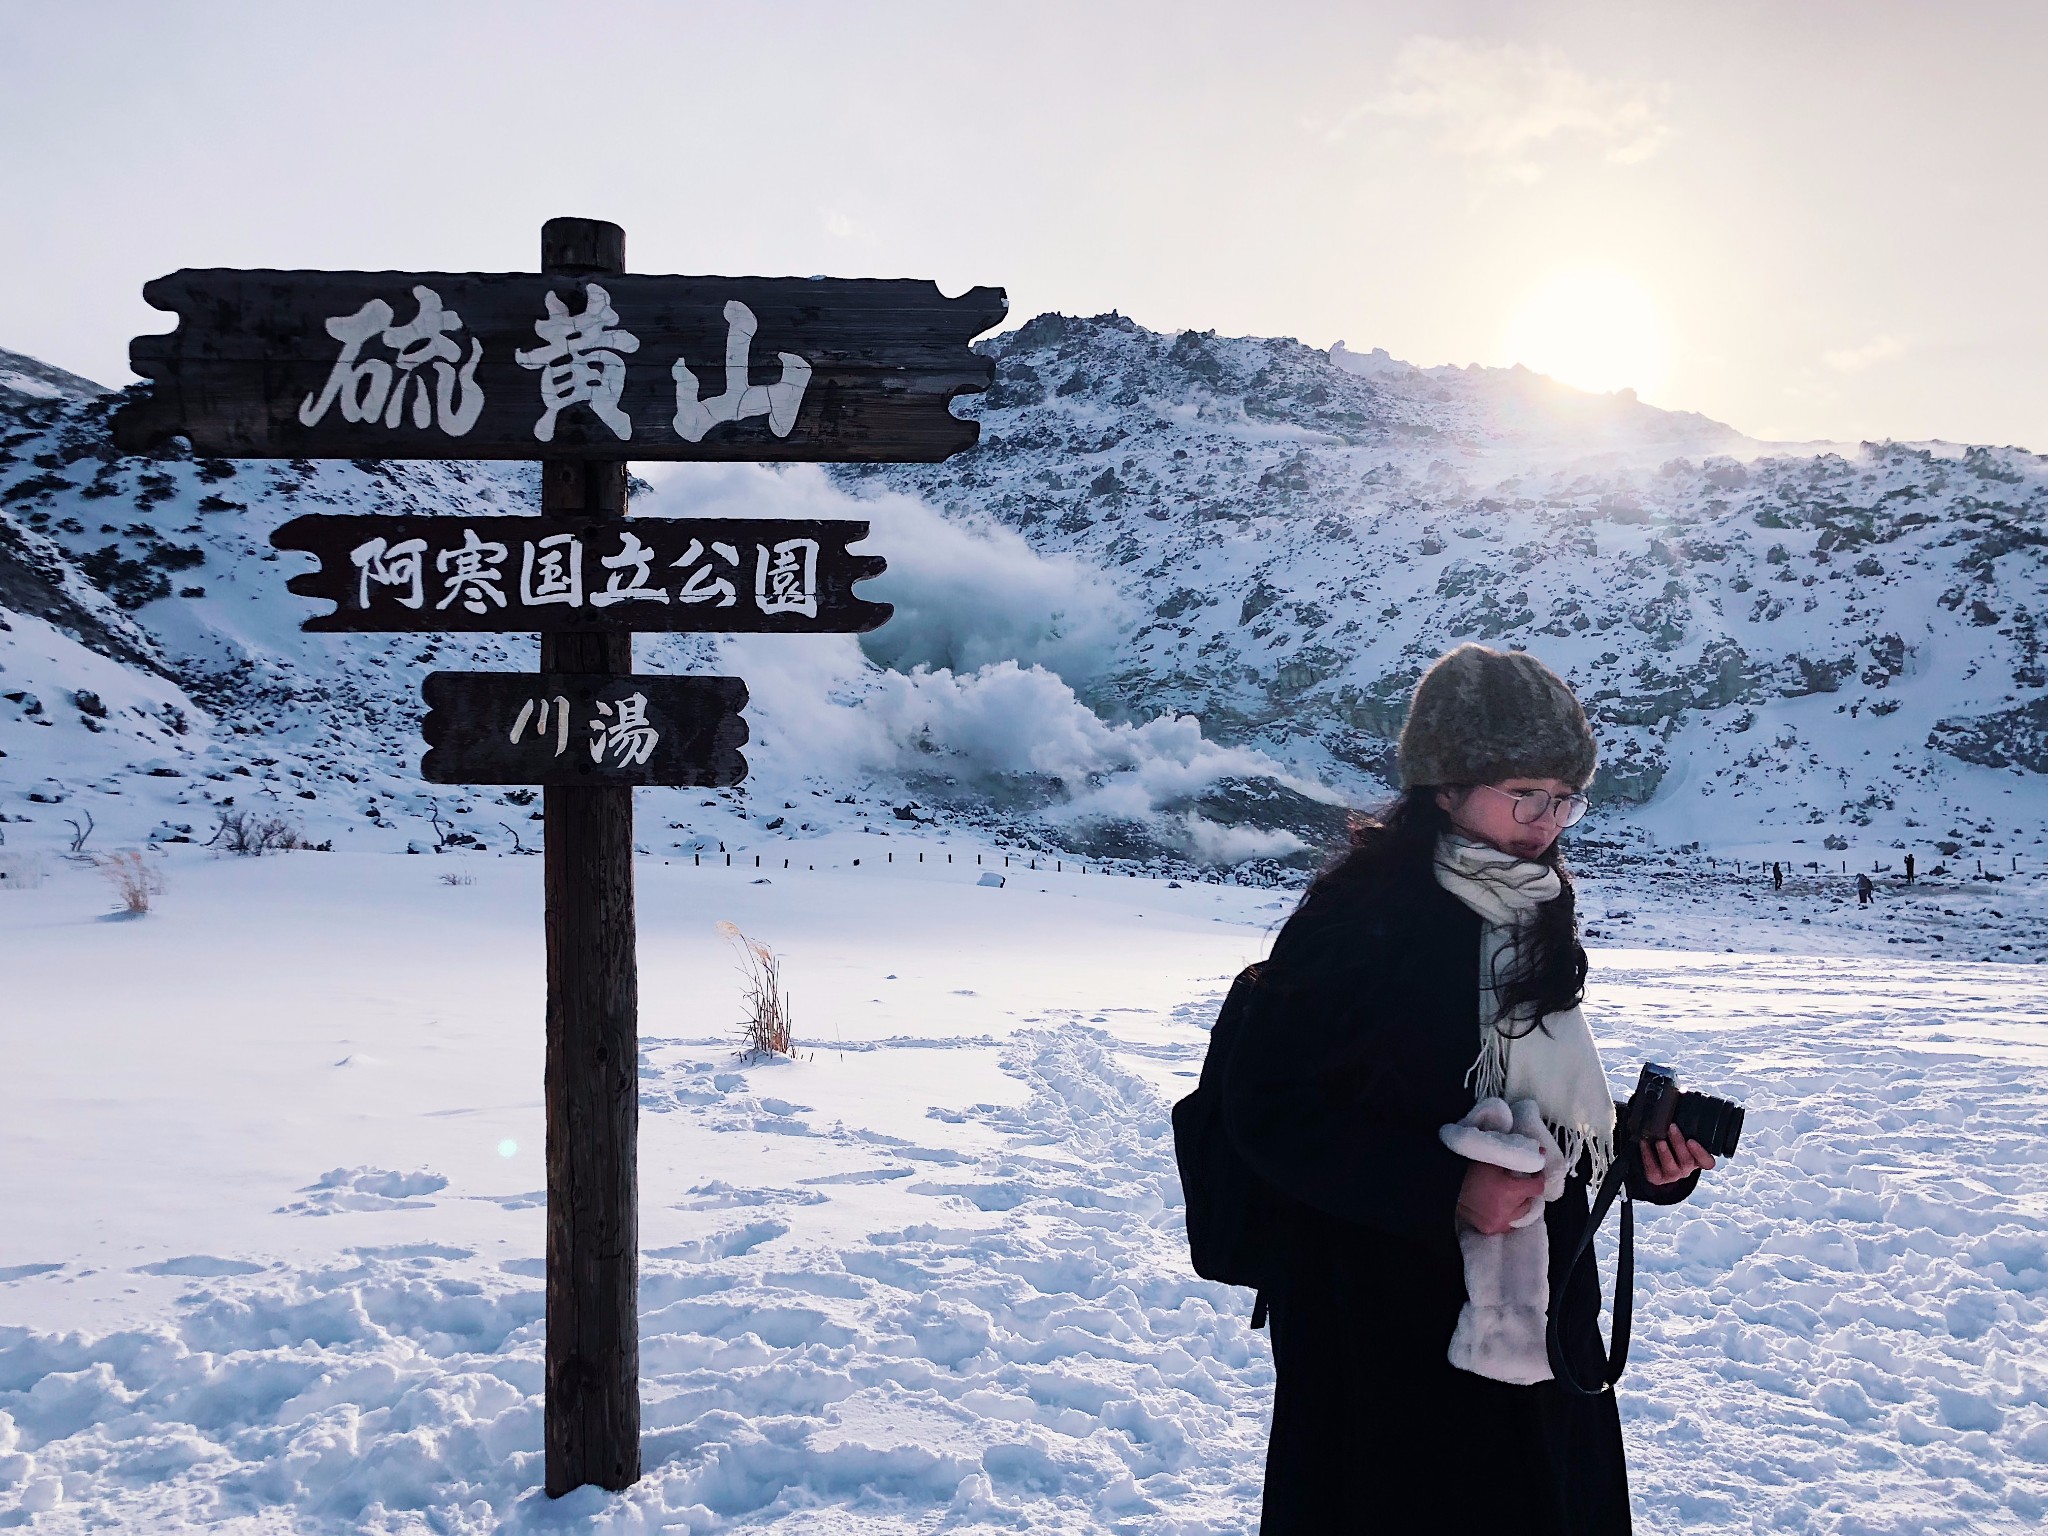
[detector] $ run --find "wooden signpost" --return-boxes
[112,218,1003,1497]
[421,674,749,787]
[267,514,890,633]
[116,269,1004,461]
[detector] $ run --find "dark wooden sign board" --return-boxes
[271,514,889,632]
[112,270,1003,461]
[422,673,748,786]
[116,215,1003,1500]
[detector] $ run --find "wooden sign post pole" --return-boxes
[537,216,640,1495]
[112,227,1004,1500]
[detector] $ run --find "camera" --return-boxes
[1623,1062,1745,1160]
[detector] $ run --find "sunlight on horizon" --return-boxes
[1501,267,1671,401]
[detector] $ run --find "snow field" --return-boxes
[1,852,2045,1531]
[1598,953,2048,1531]
[1574,863,2048,965]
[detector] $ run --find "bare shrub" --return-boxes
[205,809,302,856]
[64,809,95,859]
[717,920,793,1057]
[95,850,165,914]
[439,870,474,886]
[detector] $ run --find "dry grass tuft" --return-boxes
[717,919,793,1057]
[96,850,165,914]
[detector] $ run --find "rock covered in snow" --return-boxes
[837,313,2048,859]
[2,322,2046,873]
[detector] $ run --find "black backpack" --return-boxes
[1175,965,1644,1372]
[1171,965,1279,1325]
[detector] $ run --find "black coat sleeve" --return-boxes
[1627,1163,1700,1206]
[1611,1098,1703,1206]
[1219,899,1470,1238]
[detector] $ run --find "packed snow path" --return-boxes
[2,853,2045,1531]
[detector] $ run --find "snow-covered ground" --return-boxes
[1573,858,2048,966]
[3,845,2046,1532]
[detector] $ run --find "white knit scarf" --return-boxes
[1434,835,1615,1187]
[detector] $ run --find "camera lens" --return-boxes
[1673,1092,1744,1159]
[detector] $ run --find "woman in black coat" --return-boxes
[1222,645,1716,1533]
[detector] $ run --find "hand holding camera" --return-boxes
[1624,1061,1742,1187]
[1640,1122,1716,1185]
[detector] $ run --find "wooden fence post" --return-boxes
[539,216,641,1497]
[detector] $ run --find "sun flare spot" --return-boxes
[1501,267,1669,400]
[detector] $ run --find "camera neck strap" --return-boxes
[1546,1158,1633,1396]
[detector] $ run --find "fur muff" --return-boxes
[1440,1097,1568,1384]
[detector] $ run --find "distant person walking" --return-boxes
[1905,853,1916,885]
[1857,872,1874,906]
[1772,861,1783,891]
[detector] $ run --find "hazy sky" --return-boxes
[3,0,2043,447]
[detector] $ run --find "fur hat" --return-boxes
[1396,644,1597,790]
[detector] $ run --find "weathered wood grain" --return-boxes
[420,671,748,786]
[268,513,890,633]
[536,224,640,1500]
[111,268,1004,461]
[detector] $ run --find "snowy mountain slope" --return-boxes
[0,385,550,855]
[3,319,2047,878]
[6,333,2048,1534]
[0,385,1322,870]
[835,313,2048,868]
[0,346,103,410]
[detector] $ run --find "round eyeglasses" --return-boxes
[1475,783,1591,828]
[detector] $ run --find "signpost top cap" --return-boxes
[542,218,625,276]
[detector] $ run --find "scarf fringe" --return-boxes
[1557,1124,1614,1189]
[1441,836,1616,1189]
[1467,1034,1614,1186]
[1466,1048,1612,1187]
[1465,1020,1508,1102]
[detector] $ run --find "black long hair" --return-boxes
[1300,785,1587,1021]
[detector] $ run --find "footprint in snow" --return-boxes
[276,1165,448,1216]
[134,1255,268,1277]
[0,1262,65,1282]
[678,1179,827,1209]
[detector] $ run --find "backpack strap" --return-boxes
[1546,1158,1633,1395]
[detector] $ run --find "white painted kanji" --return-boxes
[589,530,670,608]
[589,693,660,768]
[349,535,428,609]
[299,287,484,436]
[754,537,820,618]
[671,538,740,607]
[516,284,641,442]
[435,528,510,614]
[520,533,584,607]
[671,300,812,443]
[509,695,572,757]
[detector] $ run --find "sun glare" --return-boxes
[1501,268,1670,400]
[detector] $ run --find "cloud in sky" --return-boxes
[1358,36,1671,183]
[1822,335,1906,372]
